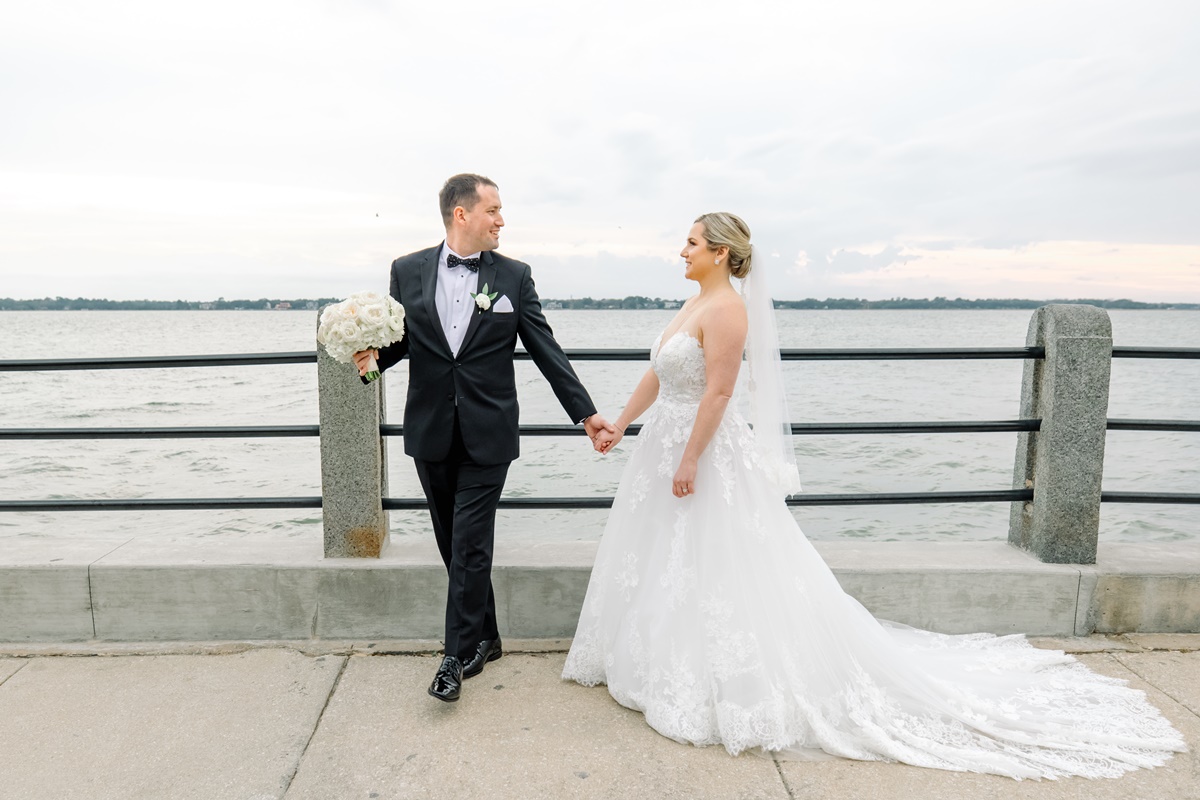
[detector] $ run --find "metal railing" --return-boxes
[2,343,1197,513]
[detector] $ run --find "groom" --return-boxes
[354,174,613,702]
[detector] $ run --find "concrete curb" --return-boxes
[3,537,1199,643]
[2,634,1198,659]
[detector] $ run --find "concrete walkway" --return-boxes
[0,636,1196,800]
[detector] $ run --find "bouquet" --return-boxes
[317,291,406,382]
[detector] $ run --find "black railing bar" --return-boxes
[786,489,1033,506]
[383,489,1034,510]
[1106,419,1200,432]
[779,347,1044,361]
[10,418,1191,443]
[381,420,1043,438]
[0,425,321,440]
[1112,346,1200,359]
[383,497,612,510]
[790,420,1041,434]
[9,490,1191,511]
[0,352,319,372]
[0,497,323,511]
[1100,491,1200,505]
[0,347,1048,372]
[518,347,1046,362]
[9,418,1193,441]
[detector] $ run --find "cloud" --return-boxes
[823,245,916,275]
[1,0,1199,302]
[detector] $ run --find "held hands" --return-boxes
[594,425,624,454]
[352,349,380,377]
[584,414,619,454]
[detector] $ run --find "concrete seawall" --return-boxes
[3,535,1198,643]
[4,304,1197,645]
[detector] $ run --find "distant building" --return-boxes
[274,302,292,310]
[663,300,681,309]
[544,300,562,310]
[199,302,215,310]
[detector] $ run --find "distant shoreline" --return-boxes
[1,296,1198,311]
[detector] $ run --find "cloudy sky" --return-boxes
[3,0,1199,302]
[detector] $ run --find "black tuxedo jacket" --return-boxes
[376,244,596,465]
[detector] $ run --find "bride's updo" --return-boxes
[695,212,752,279]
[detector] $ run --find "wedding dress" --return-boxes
[562,328,1185,780]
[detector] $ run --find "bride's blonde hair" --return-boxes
[695,212,752,279]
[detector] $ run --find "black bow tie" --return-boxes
[447,254,481,272]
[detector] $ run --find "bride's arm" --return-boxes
[673,302,748,497]
[609,296,702,438]
[602,368,660,450]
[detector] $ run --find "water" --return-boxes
[1,309,1197,545]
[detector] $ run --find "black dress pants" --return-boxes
[413,415,510,662]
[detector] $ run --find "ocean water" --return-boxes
[0,309,1197,545]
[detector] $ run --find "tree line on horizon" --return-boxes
[1,295,1197,311]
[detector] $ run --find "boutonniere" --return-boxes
[471,283,499,313]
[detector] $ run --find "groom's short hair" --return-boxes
[440,174,498,227]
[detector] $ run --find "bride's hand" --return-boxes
[352,349,379,376]
[595,427,623,454]
[672,459,697,498]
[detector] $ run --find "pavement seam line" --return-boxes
[771,752,796,800]
[0,659,30,688]
[86,562,97,638]
[86,537,135,639]
[280,653,349,797]
[1113,652,1200,721]
[1074,567,1084,636]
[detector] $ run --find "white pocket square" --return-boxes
[493,295,514,313]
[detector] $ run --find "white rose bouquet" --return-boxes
[317,291,406,382]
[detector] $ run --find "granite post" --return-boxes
[317,310,389,558]
[1009,304,1112,564]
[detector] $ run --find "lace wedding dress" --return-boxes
[562,329,1185,780]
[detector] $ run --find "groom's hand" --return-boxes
[594,426,622,454]
[583,414,617,454]
[352,349,379,377]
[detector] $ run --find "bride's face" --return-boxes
[680,222,724,282]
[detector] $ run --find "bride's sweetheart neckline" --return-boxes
[654,329,703,359]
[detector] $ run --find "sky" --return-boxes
[2,0,1199,303]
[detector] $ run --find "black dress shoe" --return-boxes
[428,655,463,702]
[462,638,503,679]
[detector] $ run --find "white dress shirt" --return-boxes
[436,244,481,357]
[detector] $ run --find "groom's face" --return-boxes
[459,184,505,253]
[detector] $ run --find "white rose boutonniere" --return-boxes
[471,283,499,313]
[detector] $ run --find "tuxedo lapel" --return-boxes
[458,251,497,355]
[422,243,454,358]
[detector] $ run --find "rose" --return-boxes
[470,282,499,313]
[316,292,407,379]
[362,304,387,330]
[385,296,405,333]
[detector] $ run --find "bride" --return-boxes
[561,212,1185,780]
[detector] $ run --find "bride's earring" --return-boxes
[715,259,722,265]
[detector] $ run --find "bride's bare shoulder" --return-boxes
[710,292,748,325]
[697,292,747,347]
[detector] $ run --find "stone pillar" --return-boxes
[1009,304,1112,564]
[317,310,389,558]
